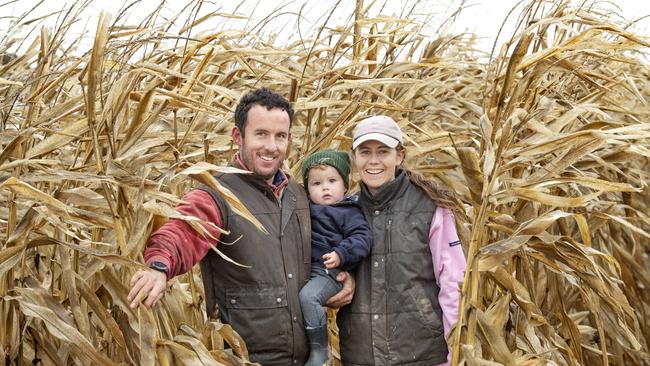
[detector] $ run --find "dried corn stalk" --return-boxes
[0,0,648,365]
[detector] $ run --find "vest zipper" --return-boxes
[385,211,392,353]
[386,213,392,253]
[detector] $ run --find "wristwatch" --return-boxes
[149,261,169,275]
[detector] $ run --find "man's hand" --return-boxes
[322,251,341,269]
[325,271,355,308]
[127,269,168,309]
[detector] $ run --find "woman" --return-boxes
[337,116,466,366]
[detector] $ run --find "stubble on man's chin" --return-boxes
[251,168,277,183]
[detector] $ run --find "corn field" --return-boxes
[1,0,649,365]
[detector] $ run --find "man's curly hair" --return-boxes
[234,87,294,136]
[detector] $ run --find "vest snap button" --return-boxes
[276,297,282,303]
[373,261,379,267]
[373,314,379,320]
[230,299,236,304]
[288,273,293,279]
[374,210,380,215]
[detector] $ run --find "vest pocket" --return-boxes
[337,310,374,365]
[405,286,443,336]
[382,287,445,363]
[295,210,312,284]
[224,287,290,354]
[387,310,446,363]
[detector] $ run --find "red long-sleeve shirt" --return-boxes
[144,156,288,278]
[144,189,224,278]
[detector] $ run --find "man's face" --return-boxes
[232,104,291,183]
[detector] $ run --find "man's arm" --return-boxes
[144,190,224,277]
[128,190,224,308]
[325,271,355,308]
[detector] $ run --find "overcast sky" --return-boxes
[1,0,648,56]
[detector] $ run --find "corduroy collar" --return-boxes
[234,154,289,199]
[359,169,410,211]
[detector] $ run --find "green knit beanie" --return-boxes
[301,149,351,189]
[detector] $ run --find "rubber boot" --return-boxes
[304,326,329,366]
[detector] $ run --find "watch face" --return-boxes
[150,261,168,273]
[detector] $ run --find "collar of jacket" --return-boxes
[309,195,360,209]
[359,168,410,211]
[232,154,289,199]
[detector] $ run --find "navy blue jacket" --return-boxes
[310,197,373,271]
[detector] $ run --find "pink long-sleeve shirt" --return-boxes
[430,206,466,366]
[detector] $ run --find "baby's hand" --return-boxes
[322,251,341,269]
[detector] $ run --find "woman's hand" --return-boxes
[326,271,355,308]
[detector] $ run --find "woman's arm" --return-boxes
[429,206,467,337]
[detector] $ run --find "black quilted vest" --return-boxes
[337,170,447,365]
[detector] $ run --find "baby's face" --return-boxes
[307,165,346,205]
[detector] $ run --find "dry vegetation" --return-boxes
[1,0,649,365]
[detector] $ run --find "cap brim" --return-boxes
[352,133,400,149]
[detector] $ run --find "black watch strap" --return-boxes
[149,261,169,274]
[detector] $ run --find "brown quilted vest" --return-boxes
[199,171,311,366]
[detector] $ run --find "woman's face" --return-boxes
[353,140,404,195]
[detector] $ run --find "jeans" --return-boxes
[299,263,343,329]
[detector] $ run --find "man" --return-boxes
[127,87,353,365]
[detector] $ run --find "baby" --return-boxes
[299,149,373,366]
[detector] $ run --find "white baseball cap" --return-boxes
[352,116,403,149]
